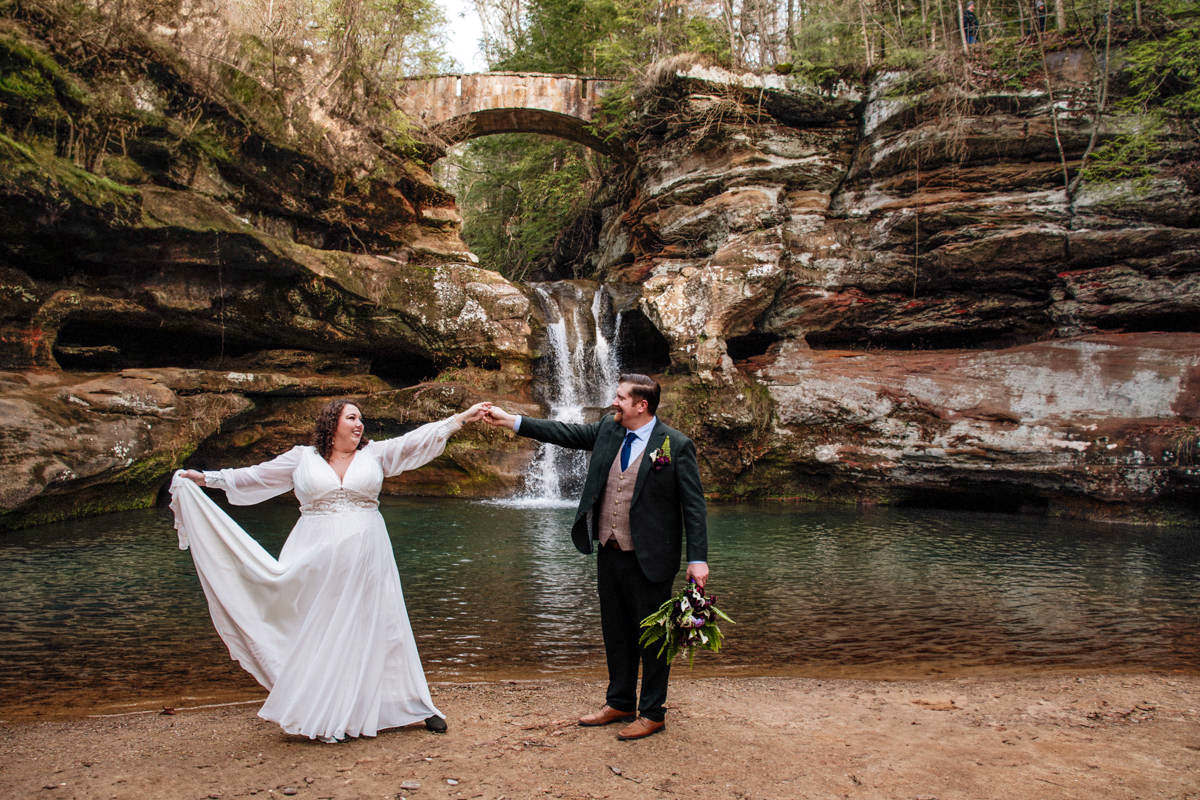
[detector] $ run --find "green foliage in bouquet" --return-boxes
[639,580,733,666]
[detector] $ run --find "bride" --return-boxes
[172,398,490,743]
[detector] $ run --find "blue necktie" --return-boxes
[620,431,638,471]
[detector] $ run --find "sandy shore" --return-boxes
[2,673,1198,800]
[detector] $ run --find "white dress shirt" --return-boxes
[620,417,658,467]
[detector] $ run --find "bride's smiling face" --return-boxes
[334,404,364,451]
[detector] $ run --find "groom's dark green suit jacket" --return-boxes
[517,414,707,583]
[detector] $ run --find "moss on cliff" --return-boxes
[1,487,152,531]
[0,131,140,220]
[657,374,781,499]
[1080,22,1200,187]
[0,31,86,116]
[0,444,194,531]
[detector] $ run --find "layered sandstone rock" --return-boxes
[740,333,1199,524]
[0,364,536,529]
[0,7,538,528]
[2,10,1196,528]
[0,369,253,528]
[590,59,1199,523]
[599,62,1198,368]
[0,22,533,374]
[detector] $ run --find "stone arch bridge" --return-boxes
[396,72,619,156]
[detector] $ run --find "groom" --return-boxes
[486,373,708,740]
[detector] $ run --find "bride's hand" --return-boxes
[456,402,492,426]
[180,469,206,486]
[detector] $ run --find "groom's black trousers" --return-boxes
[597,543,674,722]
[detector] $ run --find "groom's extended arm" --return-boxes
[516,416,604,451]
[485,406,604,451]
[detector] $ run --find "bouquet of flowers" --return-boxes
[639,580,733,666]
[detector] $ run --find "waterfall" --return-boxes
[503,281,622,507]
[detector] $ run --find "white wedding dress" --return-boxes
[169,416,461,741]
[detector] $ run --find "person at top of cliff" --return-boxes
[963,1,980,43]
[1034,0,1047,32]
[172,397,490,743]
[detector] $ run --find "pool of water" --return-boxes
[1,498,1197,716]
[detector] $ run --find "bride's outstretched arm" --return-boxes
[375,402,491,477]
[182,446,305,505]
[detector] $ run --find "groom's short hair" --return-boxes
[619,373,660,415]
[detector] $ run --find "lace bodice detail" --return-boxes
[200,417,461,510]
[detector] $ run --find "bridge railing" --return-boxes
[395,71,618,83]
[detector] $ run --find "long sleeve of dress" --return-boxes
[373,416,462,477]
[203,446,305,505]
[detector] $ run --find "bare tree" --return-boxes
[719,0,742,68]
[786,0,796,54]
[475,0,525,66]
[859,0,874,65]
[956,0,968,53]
[1067,0,1114,196]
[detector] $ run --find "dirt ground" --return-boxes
[2,673,1198,800]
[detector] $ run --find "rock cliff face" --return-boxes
[0,6,536,528]
[2,5,1197,529]
[746,333,1199,523]
[589,61,1199,524]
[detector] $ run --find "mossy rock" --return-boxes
[0,32,87,117]
[0,132,141,223]
[0,446,193,532]
[1,484,154,531]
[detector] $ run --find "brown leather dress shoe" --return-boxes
[578,705,636,727]
[616,717,665,740]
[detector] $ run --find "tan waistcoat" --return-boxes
[596,447,644,551]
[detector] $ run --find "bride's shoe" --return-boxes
[424,715,448,733]
[318,734,348,744]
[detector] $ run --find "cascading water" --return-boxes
[505,281,622,507]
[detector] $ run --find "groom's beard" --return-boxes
[612,407,622,423]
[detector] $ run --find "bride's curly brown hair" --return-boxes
[312,398,371,460]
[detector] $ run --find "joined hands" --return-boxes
[457,402,517,429]
[482,405,517,429]
[456,401,493,426]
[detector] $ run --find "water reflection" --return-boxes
[0,499,1197,715]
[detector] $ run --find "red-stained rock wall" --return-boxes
[589,63,1199,524]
